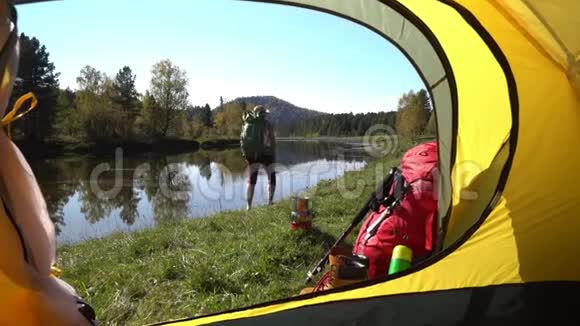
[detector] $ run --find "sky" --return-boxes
[17,0,424,113]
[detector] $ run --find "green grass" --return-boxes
[57,139,419,325]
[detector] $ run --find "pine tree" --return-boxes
[113,66,139,118]
[201,103,212,127]
[11,33,60,141]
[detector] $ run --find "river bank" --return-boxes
[14,138,240,159]
[41,141,369,244]
[17,135,414,159]
[56,138,417,325]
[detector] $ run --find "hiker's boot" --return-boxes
[328,254,368,289]
[304,254,367,293]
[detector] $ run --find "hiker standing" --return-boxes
[240,105,276,210]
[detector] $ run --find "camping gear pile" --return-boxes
[303,141,438,292]
[353,141,437,278]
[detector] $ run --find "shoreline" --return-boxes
[56,138,418,325]
[16,135,421,159]
[15,138,240,159]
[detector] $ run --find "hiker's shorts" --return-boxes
[247,155,276,185]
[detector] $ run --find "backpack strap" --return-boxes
[369,167,397,212]
[392,169,407,200]
[363,168,407,242]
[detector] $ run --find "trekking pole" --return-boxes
[363,196,403,241]
[305,167,397,284]
[364,172,407,241]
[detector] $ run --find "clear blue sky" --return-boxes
[17,0,423,113]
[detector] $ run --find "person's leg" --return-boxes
[265,159,276,205]
[246,161,259,210]
[246,183,255,210]
[268,180,276,205]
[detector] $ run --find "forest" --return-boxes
[9,33,434,146]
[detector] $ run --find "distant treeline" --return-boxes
[278,89,435,137]
[277,111,397,137]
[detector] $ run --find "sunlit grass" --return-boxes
[57,138,420,325]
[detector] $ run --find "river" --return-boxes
[29,140,371,244]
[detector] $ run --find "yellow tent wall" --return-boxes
[456,0,580,282]
[158,0,580,324]
[7,0,578,325]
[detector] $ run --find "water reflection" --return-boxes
[30,141,369,244]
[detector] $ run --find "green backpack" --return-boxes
[240,111,267,160]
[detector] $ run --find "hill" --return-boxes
[214,96,325,127]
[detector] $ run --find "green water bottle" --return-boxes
[388,245,413,275]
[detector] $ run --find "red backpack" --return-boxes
[353,141,438,279]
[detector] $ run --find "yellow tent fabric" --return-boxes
[5,0,579,325]
[0,198,68,326]
[153,0,580,325]
[493,0,580,93]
